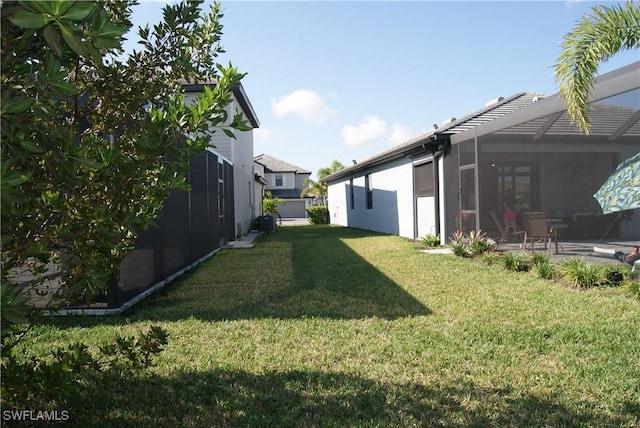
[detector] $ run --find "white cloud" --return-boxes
[387,124,416,147]
[341,115,388,148]
[253,127,274,144]
[271,89,337,124]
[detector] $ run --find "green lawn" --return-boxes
[19,226,640,427]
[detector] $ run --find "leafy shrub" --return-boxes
[559,258,609,288]
[503,252,530,272]
[536,261,558,280]
[469,240,493,257]
[531,253,550,267]
[448,230,493,258]
[528,253,557,279]
[306,206,329,225]
[420,234,441,248]
[451,242,470,257]
[449,230,465,245]
[263,191,284,217]
[1,326,169,409]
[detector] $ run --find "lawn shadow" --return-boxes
[62,226,432,324]
[55,368,633,427]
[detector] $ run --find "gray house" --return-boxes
[185,82,261,238]
[325,62,640,244]
[254,154,312,218]
[109,82,260,309]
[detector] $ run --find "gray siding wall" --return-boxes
[208,99,256,237]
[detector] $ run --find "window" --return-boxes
[275,174,283,187]
[365,174,373,209]
[349,179,354,209]
[414,162,435,197]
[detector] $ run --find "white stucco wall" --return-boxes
[327,158,417,239]
[327,181,348,226]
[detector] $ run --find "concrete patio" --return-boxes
[495,238,639,267]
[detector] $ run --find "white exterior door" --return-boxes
[416,196,437,238]
[414,159,437,239]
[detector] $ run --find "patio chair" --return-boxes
[489,210,524,249]
[521,212,554,255]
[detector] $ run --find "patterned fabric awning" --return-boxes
[594,152,640,214]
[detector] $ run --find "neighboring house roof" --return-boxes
[254,154,311,174]
[182,81,260,128]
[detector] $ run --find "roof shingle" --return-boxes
[254,154,311,174]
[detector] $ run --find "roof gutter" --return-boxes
[323,133,450,183]
[254,173,268,185]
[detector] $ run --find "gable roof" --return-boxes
[254,154,311,174]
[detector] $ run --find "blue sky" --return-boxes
[125,1,639,179]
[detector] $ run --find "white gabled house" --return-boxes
[325,62,640,244]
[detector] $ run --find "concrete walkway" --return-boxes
[222,231,262,249]
[278,217,310,226]
[222,218,309,248]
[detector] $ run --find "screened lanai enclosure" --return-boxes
[105,149,235,308]
[324,62,638,250]
[449,86,640,242]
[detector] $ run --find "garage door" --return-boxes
[278,200,306,218]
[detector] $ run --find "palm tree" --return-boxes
[300,160,345,205]
[554,1,640,134]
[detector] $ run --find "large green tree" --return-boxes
[554,1,640,133]
[1,0,248,317]
[300,160,345,205]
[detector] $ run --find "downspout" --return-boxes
[474,126,480,232]
[420,135,450,244]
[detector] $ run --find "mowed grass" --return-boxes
[25,225,640,427]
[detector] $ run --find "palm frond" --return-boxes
[554,1,640,133]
